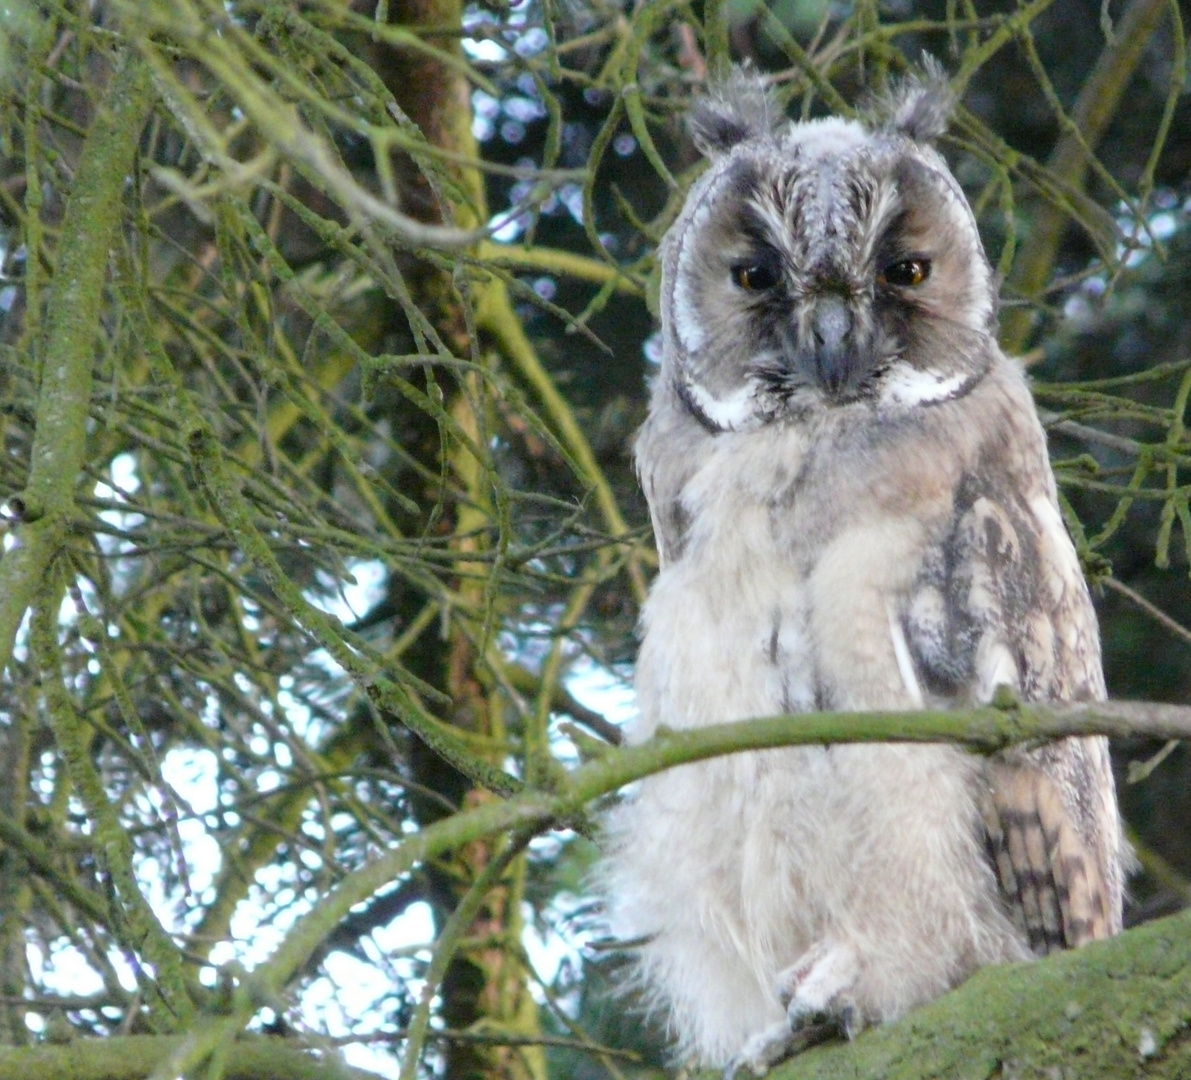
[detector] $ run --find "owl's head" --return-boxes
[660,66,997,432]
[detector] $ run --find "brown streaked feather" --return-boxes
[903,414,1124,954]
[983,757,1114,954]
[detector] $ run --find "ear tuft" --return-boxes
[688,68,782,156]
[870,56,955,143]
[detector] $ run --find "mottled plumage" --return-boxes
[602,69,1127,1075]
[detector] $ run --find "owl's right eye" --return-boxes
[731,259,780,292]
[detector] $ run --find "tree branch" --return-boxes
[0,50,154,675]
[568,699,1191,800]
[1000,0,1172,351]
[757,905,1191,1079]
[234,697,1191,1020]
[7,699,1191,1077]
[0,1034,388,1080]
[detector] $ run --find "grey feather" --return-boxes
[869,55,955,142]
[688,68,783,156]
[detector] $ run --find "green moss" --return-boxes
[712,908,1191,1080]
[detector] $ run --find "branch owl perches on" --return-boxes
[602,67,1128,1077]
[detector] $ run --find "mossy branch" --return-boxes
[0,1033,389,1080]
[476,241,646,293]
[29,602,195,1026]
[0,50,154,675]
[212,698,1191,1006]
[476,281,649,605]
[1000,0,1173,351]
[4,908,1189,1080]
[10,696,1191,1077]
[757,904,1191,1079]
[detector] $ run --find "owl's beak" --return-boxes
[808,295,857,397]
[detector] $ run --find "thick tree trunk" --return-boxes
[368,4,544,1077]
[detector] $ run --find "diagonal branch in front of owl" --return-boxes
[601,65,1131,1078]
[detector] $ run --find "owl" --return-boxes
[601,68,1128,1077]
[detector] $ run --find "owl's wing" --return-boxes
[906,467,1124,954]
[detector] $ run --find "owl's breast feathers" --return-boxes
[637,351,1125,952]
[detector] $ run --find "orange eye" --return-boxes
[879,258,931,287]
[731,259,780,291]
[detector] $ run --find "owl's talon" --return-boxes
[724,1020,837,1079]
[723,1021,799,1080]
[725,943,861,1078]
[777,938,859,1028]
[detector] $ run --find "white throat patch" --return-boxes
[681,377,760,432]
[880,363,972,408]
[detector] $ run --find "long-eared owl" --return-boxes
[602,67,1127,1076]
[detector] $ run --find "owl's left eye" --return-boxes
[731,259,780,292]
[879,258,931,287]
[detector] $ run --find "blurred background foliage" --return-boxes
[0,0,1188,1078]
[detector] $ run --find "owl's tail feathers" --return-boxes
[982,759,1115,954]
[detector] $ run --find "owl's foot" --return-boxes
[722,1018,836,1080]
[776,937,861,1030]
[723,941,861,1079]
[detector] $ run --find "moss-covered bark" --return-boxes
[0,1033,387,1080]
[748,907,1191,1080]
[0,50,153,673]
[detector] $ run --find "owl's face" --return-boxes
[661,80,997,433]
